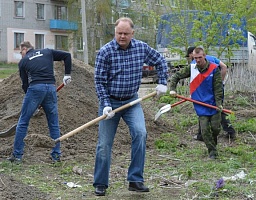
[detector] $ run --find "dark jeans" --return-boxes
[13,84,61,160]
[198,112,235,136]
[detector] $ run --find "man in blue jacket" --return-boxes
[186,46,236,141]
[8,41,72,163]
[170,47,223,159]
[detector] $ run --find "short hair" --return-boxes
[20,41,34,49]
[186,46,196,57]
[193,47,205,54]
[115,17,134,29]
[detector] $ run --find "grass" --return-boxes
[0,62,18,79]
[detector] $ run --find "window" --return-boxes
[35,34,44,49]
[142,15,148,29]
[36,3,44,20]
[15,1,24,18]
[77,36,83,51]
[55,6,67,20]
[14,33,24,48]
[55,35,68,51]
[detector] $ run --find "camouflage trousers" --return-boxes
[199,112,221,156]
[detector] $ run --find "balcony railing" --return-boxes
[50,19,78,31]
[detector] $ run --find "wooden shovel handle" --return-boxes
[56,91,157,143]
[176,94,233,114]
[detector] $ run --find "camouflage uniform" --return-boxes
[170,60,223,158]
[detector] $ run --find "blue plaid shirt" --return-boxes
[95,38,168,107]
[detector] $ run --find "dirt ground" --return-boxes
[1,60,256,199]
[0,60,178,199]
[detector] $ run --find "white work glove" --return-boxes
[155,84,167,96]
[223,73,229,85]
[169,90,177,97]
[103,106,115,120]
[63,75,71,85]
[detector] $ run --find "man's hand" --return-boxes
[216,105,223,112]
[63,75,71,85]
[169,90,177,97]
[103,106,115,120]
[155,84,167,96]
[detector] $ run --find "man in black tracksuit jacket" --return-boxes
[8,41,72,163]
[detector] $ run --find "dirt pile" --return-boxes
[0,59,169,164]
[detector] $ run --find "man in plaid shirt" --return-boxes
[93,17,168,196]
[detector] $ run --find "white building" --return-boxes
[0,0,78,63]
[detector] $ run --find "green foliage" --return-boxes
[155,133,179,151]
[158,94,176,104]
[154,0,256,66]
[0,62,17,68]
[235,118,256,132]
[234,95,251,106]
[0,62,18,79]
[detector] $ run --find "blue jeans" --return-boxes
[93,94,147,188]
[13,84,61,160]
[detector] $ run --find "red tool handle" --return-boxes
[176,94,233,114]
[171,99,186,107]
[57,83,64,92]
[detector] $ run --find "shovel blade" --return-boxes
[0,124,17,138]
[154,104,171,121]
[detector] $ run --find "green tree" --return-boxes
[155,0,256,65]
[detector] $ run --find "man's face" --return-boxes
[20,46,27,58]
[193,50,206,68]
[115,21,134,50]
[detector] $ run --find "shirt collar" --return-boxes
[114,38,134,50]
[196,59,210,72]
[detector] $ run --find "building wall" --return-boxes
[0,0,75,63]
[6,28,67,63]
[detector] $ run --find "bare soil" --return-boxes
[0,60,255,199]
[0,60,174,199]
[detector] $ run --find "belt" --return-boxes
[110,95,134,101]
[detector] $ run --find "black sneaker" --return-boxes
[95,185,106,196]
[128,182,149,192]
[208,151,218,160]
[193,134,204,141]
[7,155,22,164]
[208,154,216,159]
[51,158,61,164]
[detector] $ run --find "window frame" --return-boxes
[55,35,68,51]
[36,3,45,20]
[35,34,45,49]
[55,5,67,20]
[14,32,24,49]
[14,1,24,18]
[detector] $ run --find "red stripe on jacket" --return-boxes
[190,63,217,94]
